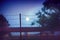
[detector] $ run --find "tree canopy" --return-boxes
[31,0,60,30]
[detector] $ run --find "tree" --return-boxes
[0,14,9,40]
[43,0,60,30]
[31,0,60,31]
[31,10,49,28]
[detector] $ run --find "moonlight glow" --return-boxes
[26,17,30,21]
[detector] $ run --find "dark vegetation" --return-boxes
[31,0,60,31]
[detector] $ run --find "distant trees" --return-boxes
[31,0,60,31]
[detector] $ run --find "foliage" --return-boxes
[31,0,60,30]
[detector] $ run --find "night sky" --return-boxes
[0,0,60,36]
[0,0,46,36]
[0,0,44,27]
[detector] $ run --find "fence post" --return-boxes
[19,13,22,40]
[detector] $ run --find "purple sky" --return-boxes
[0,0,60,36]
[0,0,45,27]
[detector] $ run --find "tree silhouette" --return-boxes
[43,0,60,30]
[31,0,60,31]
[0,14,9,40]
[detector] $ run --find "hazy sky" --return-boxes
[0,0,45,27]
[0,0,60,36]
